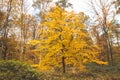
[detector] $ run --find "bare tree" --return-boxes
[1,0,13,60]
[87,0,116,65]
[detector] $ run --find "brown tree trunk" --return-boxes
[107,37,113,65]
[105,31,113,65]
[3,44,7,60]
[116,31,119,47]
[62,56,66,73]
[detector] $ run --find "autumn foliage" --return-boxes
[30,6,107,72]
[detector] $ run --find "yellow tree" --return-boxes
[30,6,106,73]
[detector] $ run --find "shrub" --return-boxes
[0,60,44,80]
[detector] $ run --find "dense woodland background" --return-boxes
[0,0,120,79]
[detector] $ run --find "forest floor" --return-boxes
[38,51,120,80]
[39,64,120,80]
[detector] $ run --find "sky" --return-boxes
[53,0,89,13]
[28,0,89,14]
[27,0,119,22]
[68,0,120,22]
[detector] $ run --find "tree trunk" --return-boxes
[105,32,113,65]
[116,31,119,47]
[107,37,113,65]
[62,56,66,73]
[3,45,7,60]
[103,35,110,63]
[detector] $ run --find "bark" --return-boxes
[116,31,119,47]
[104,29,113,65]
[62,56,66,73]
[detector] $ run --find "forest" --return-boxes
[0,0,120,80]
